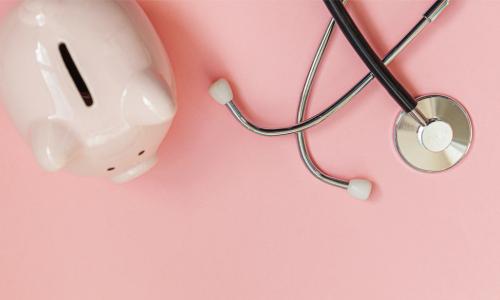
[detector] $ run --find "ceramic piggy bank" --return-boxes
[0,0,176,182]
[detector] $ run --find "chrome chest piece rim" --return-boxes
[394,95,473,172]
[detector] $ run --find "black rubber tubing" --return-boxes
[323,0,417,112]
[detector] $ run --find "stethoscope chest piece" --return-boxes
[394,95,472,172]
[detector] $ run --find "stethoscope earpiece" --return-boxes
[209,78,233,105]
[347,179,372,201]
[209,0,466,201]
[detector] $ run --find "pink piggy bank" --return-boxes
[0,0,176,182]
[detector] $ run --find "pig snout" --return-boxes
[112,155,158,183]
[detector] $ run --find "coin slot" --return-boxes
[59,43,94,107]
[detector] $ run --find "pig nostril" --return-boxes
[107,167,115,171]
[138,150,145,156]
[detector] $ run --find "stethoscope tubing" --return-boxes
[297,1,448,189]
[324,0,418,113]
[223,1,446,136]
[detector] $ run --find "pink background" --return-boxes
[1,0,500,299]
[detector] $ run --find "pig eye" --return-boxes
[59,43,94,107]
[138,150,145,156]
[107,167,115,172]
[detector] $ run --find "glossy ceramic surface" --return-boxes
[0,0,176,182]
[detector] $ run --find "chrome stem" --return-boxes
[409,108,429,127]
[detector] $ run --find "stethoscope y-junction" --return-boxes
[209,0,472,200]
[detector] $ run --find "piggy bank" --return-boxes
[0,0,176,182]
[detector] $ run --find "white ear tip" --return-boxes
[347,179,372,201]
[209,78,233,105]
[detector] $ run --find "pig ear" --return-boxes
[30,120,80,172]
[123,71,176,126]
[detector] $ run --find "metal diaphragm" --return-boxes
[394,95,472,172]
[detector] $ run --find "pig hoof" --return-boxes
[112,156,158,183]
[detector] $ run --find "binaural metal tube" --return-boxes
[424,0,449,21]
[296,0,449,189]
[296,18,349,189]
[222,0,448,136]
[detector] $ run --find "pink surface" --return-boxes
[0,0,499,299]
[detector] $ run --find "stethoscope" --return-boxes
[208,0,472,200]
